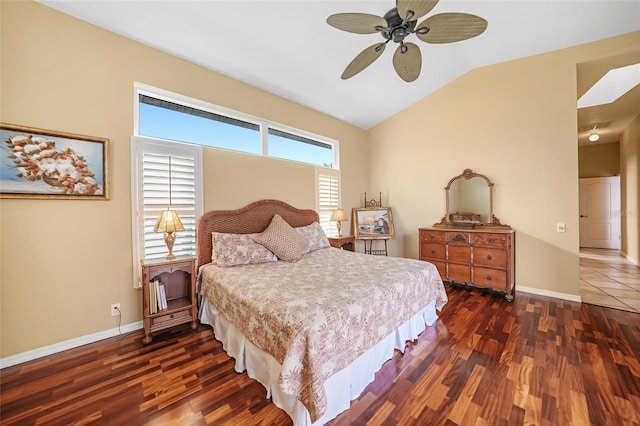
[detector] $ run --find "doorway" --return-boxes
[577,175,635,311]
[579,176,621,249]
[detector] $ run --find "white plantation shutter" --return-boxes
[142,153,197,259]
[316,168,340,237]
[131,137,202,287]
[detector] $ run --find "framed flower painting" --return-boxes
[0,124,110,199]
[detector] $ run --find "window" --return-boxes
[131,137,202,287]
[139,94,261,154]
[135,83,339,169]
[316,168,341,237]
[268,128,333,167]
[132,83,341,285]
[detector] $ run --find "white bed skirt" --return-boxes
[199,299,439,426]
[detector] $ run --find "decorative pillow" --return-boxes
[253,214,307,262]
[212,232,277,267]
[296,222,330,254]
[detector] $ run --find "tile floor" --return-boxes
[580,247,640,313]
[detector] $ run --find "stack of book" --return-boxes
[149,279,168,314]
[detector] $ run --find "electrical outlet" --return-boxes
[111,303,121,316]
[556,223,566,233]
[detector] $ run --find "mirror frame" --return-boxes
[435,168,510,228]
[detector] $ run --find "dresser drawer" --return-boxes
[473,233,508,248]
[447,232,471,245]
[150,309,191,327]
[428,260,446,279]
[420,230,445,243]
[421,242,446,260]
[448,263,471,283]
[473,247,507,268]
[448,244,471,263]
[473,267,507,289]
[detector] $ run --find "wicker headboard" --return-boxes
[195,199,320,269]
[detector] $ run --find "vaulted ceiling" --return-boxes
[38,1,640,144]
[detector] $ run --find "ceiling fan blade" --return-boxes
[397,0,439,22]
[341,43,386,80]
[393,42,422,82]
[417,13,488,44]
[327,13,387,34]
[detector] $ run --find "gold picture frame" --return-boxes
[353,207,395,238]
[1,123,110,199]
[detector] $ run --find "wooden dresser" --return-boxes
[419,227,515,301]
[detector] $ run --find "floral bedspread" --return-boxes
[199,248,447,422]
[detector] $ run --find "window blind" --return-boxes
[131,137,202,287]
[142,153,197,260]
[316,169,340,237]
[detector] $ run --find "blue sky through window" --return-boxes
[139,103,260,154]
[139,102,333,168]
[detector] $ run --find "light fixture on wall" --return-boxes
[330,208,348,237]
[154,156,185,260]
[588,131,600,142]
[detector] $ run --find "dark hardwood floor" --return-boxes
[2,286,639,425]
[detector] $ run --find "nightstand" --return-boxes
[328,235,355,252]
[141,256,198,344]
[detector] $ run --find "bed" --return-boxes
[196,199,447,425]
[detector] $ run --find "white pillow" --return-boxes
[212,232,277,267]
[296,222,330,254]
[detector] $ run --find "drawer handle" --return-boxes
[430,234,435,239]
[170,314,175,319]
[487,237,494,243]
[487,254,493,260]
[452,235,466,242]
[486,275,493,281]
[431,249,436,254]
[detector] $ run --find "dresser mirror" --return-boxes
[435,168,509,228]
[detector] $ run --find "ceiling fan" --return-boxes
[327,0,488,82]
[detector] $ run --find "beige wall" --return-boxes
[1,1,638,360]
[620,114,640,264]
[368,32,639,297]
[0,1,367,357]
[578,142,620,177]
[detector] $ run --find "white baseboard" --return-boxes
[0,321,143,369]
[517,286,582,303]
[621,251,639,266]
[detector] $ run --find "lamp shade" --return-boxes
[154,209,185,233]
[330,208,347,222]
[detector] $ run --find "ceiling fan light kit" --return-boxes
[327,0,488,82]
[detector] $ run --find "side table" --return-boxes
[328,235,355,252]
[141,256,198,344]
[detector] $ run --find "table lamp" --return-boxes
[330,208,348,237]
[154,209,185,260]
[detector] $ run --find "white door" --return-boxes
[579,176,621,249]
